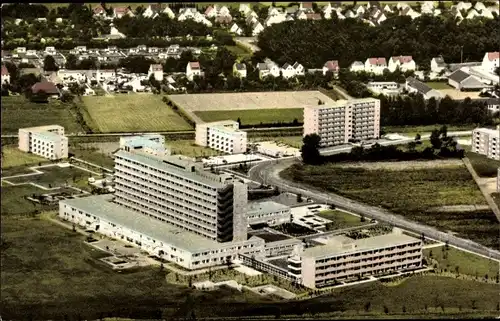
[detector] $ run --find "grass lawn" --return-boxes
[0,185,54,216]
[1,96,83,135]
[251,136,303,148]
[425,82,453,90]
[1,146,46,169]
[466,151,500,178]
[167,140,223,158]
[316,210,369,230]
[81,94,193,133]
[4,165,94,188]
[69,143,116,169]
[383,124,475,138]
[194,108,303,126]
[225,45,252,59]
[281,164,499,249]
[423,246,499,280]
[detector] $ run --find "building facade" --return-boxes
[195,120,247,154]
[246,201,292,226]
[303,98,381,147]
[471,127,500,160]
[113,149,248,242]
[18,125,68,160]
[291,233,423,289]
[119,134,169,157]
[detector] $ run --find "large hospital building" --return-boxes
[303,98,381,147]
[18,125,68,160]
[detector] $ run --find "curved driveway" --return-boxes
[248,158,500,261]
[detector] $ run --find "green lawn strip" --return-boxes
[167,140,223,158]
[69,144,116,169]
[251,136,304,148]
[423,246,499,280]
[466,151,500,178]
[1,185,57,216]
[1,96,83,135]
[316,210,368,230]
[383,125,475,138]
[425,82,453,90]
[82,95,192,133]
[1,146,47,169]
[5,165,93,188]
[194,108,303,126]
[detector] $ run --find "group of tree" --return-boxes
[256,15,500,69]
[301,127,465,166]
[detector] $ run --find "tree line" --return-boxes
[256,15,500,68]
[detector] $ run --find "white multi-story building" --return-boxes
[186,61,202,81]
[303,98,381,147]
[471,126,500,160]
[119,134,169,157]
[288,232,423,289]
[482,52,500,74]
[195,120,247,154]
[148,64,163,82]
[246,201,291,226]
[18,125,68,160]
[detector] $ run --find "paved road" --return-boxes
[248,157,500,261]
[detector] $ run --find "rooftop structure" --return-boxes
[195,120,248,154]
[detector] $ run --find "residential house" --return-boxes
[148,64,163,82]
[233,63,247,78]
[186,62,202,81]
[365,57,387,75]
[397,2,410,10]
[246,15,258,26]
[383,4,393,13]
[448,69,487,91]
[163,6,175,19]
[1,65,10,84]
[323,60,340,76]
[268,6,283,17]
[239,3,251,15]
[454,2,473,11]
[16,47,27,54]
[480,8,494,19]
[306,13,322,20]
[281,63,296,79]
[353,4,366,16]
[344,10,357,18]
[257,60,280,79]
[93,5,107,18]
[31,81,60,98]
[323,3,334,18]
[251,21,264,36]
[218,6,230,17]
[350,61,365,73]
[178,8,197,21]
[230,23,243,35]
[482,52,500,74]
[488,5,499,16]
[143,4,162,18]
[466,8,480,19]
[300,2,314,12]
[431,56,447,74]
[293,62,305,76]
[388,56,416,72]
[474,1,486,12]
[420,1,436,14]
[286,15,295,21]
[113,7,134,19]
[405,77,442,99]
[369,7,387,25]
[204,5,218,18]
[45,46,56,56]
[215,15,233,25]
[296,10,308,20]
[401,6,421,19]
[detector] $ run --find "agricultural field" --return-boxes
[466,151,500,178]
[1,96,83,135]
[316,210,369,230]
[281,162,499,249]
[425,82,453,90]
[423,246,499,280]
[195,108,303,126]
[1,146,46,169]
[81,94,192,133]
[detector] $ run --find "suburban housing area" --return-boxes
[1,1,500,320]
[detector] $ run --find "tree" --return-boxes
[65,54,79,69]
[301,134,322,165]
[383,306,389,314]
[415,133,421,141]
[237,117,242,127]
[296,193,303,203]
[407,141,417,152]
[43,55,59,72]
[364,301,371,312]
[429,129,442,150]
[402,305,406,313]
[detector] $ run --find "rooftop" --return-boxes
[302,232,420,258]
[449,69,471,83]
[114,149,234,188]
[306,97,380,109]
[248,231,292,243]
[473,127,500,136]
[61,195,228,253]
[246,201,290,215]
[406,77,433,94]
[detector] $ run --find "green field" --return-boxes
[423,246,499,280]
[82,95,193,133]
[225,45,252,59]
[383,125,475,138]
[1,96,83,135]
[466,151,500,178]
[316,210,369,230]
[251,136,304,148]
[4,165,94,188]
[1,185,55,216]
[69,143,116,169]
[281,164,499,249]
[425,82,453,90]
[1,146,46,169]
[167,140,224,158]
[194,108,304,126]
